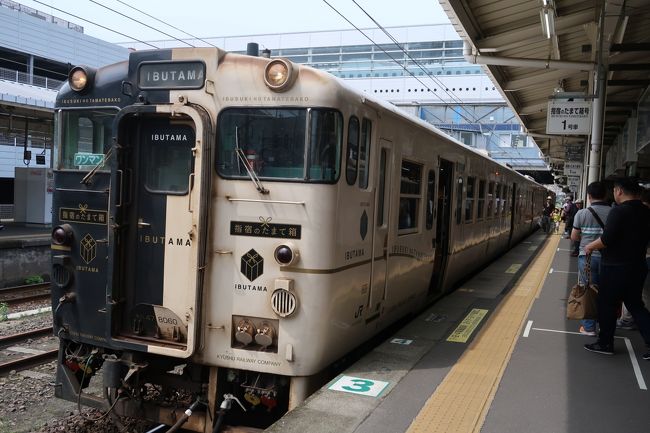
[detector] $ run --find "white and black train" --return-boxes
[50,47,549,431]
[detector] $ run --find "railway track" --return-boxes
[0,282,51,305]
[0,327,58,375]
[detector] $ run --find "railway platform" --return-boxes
[0,222,51,287]
[269,232,650,433]
[0,221,51,248]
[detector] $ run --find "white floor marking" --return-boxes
[624,337,647,390]
[557,248,572,252]
[549,268,554,274]
[550,270,578,274]
[529,327,647,391]
[523,320,533,337]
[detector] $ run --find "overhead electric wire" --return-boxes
[32,0,159,49]
[322,0,474,124]
[321,0,447,123]
[113,0,218,48]
[350,0,480,123]
[88,0,194,48]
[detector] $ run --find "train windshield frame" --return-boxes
[216,107,342,183]
[55,108,117,172]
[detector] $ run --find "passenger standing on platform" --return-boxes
[583,178,650,359]
[615,187,650,330]
[552,207,562,234]
[541,196,554,233]
[570,200,584,256]
[570,182,610,336]
[562,197,577,238]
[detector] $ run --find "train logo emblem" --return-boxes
[360,210,368,240]
[241,249,264,281]
[80,233,97,264]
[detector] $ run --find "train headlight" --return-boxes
[68,66,95,92]
[264,59,296,92]
[52,224,73,246]
[274,244,299,266]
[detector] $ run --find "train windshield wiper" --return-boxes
[81,145,114,185]
[234,126,269,194]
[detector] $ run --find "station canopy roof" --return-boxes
[440,0,650,177]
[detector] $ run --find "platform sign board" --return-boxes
[328,375,389,397]
[563,162,583,176]
[567,175,581,191]
[565,144,585,161]
[546,99,592,135]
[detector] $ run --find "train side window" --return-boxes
[505,186,511,216]
[465,176,475,223]
[346,116,360,185]
[426,170,435,230]
[455,177,463,225]
[487,181,495,218]
[358,118,372,189]
[377,149,387,226]
[477,179,486,220]
[309,110,343,181]
[398,160,422,233]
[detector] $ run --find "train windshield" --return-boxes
[216,108,342,182]
[57,109,116,171]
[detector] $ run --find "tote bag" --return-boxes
[566,255,598,320]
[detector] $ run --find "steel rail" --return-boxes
[0,349,58,375]
[0,327,54,346]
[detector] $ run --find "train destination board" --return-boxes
[138,61,205,89]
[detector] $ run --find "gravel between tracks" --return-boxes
[0,311,154,432]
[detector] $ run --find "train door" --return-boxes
[368,139,392,313]
[429,158,453,295]
[110,106,211,358]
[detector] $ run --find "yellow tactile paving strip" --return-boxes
[406,235,560,433]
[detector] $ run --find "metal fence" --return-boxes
[0,66,63,90]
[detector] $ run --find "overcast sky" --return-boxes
[20,0,449,44]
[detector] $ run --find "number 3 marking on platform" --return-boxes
[342,379,373,393]
[328,375,389,397]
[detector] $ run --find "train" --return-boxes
[50,46,549,431]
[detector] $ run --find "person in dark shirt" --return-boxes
[541,196,554,233]
[563,197,578,238]
[583,178,650,359]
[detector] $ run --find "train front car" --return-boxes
[51,48,392,430]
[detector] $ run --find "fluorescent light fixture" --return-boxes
[540,1,556,39]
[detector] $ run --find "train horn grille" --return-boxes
[270,289,297,318]
[52,264,71,288]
